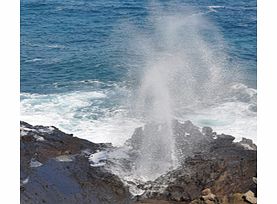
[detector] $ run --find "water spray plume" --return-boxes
[119,3,238,180]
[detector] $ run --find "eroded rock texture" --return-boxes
[20,121,131,204]
[20,120,256,204]
[133,120,257,204]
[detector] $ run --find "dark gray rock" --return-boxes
[132,121,257,203]
[238,137,257,150]
[20,121,131,204]
[20,120,257,204]
[202,127,214,137]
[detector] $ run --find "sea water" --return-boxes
[21,0,257,148]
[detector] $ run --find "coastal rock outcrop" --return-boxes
[130,120,257,203]
[20,121,131,204]
[20,120,257,204]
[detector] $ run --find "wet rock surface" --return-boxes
[20,120,257,204]
[130,121,257,203]
[133,120,257,204]
[20,121,131,204]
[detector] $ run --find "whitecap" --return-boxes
[182,100,257,143]
[46,44,65,49]
[24,58,42,63]
[20,88,142,146]
[207,5,225,12]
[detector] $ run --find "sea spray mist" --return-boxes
[119,4,238,180]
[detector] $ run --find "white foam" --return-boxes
[21,90,142,146]
[20,127,38,132]
[240,143,255,150]
[229,83,257,103]
[20,126,39,136]
[20,130,28,136]
[129,186,145,196]
[46,44,65,49]
[90,162,106,167]
[21,80,256,149]
[25,58,42,62]
[38,127,54,134]
[55,155,74,162]
[89,151,107,167]
[33,135,46,142]
[207,6,225,12]
[183,100,257,143]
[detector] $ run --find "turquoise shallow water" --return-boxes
[20,0,257,144]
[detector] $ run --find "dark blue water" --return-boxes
[21,0,256,93]
[20,0,257,144]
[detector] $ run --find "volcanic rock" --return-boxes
[133,120,257,204]
[238,138,257,150]
[20,120,257,204]
[243,190,257,204]
[20,121,131,204]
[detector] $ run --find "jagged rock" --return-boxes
[184,189,218,204]
[201,188,216,201]
[252,177,257,184]
[202,127,214,137]
[214,134,235,146]
[134,121,256,203]
[238,138,257,150]
[187,190,258,204]
[21,120,257,204]
[225,194,242,204]
[225,193,247,204]
[243,190,257,204]
[20,121,131,204]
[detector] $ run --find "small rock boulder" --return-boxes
[201,188,217,203]
[239,138,257,150]
[202,127,213,137]
[243,190,257,204]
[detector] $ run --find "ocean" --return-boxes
[21,0,257,145]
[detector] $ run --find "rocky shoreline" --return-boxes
[20,120,256,204]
